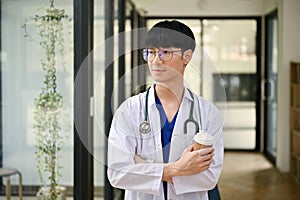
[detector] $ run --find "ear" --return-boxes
[183,49,193,65]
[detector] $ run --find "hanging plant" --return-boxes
[22,0,71,199]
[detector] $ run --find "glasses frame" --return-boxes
[142,48,182,62]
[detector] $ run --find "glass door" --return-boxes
[203,19,259,150]
[264,11,278,164]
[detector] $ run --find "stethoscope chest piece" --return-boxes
[139,121,151,134]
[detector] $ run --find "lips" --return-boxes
[151,69,167,75]
[151,65,166,72]
[152,68,165,72]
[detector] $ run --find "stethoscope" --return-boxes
[139,87,200,134]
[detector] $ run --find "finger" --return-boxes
[198,147,213,155]
[197,149,213,159]
[187,145,194,152]
[200,159,213,169]
[201,151,214,162]
[191,159,211,174]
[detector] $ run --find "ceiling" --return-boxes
[131,0,271,17]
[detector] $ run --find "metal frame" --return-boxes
[104,0,114,199]
[137,15,147,92]
[0,0,3,190]
[118,0,126,106]
[74,0,94,199]
[263,9,278,164]
[130,9,139,95]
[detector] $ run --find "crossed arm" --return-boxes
[135,145,215,184]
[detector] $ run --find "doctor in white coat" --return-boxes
[107,20,224,200]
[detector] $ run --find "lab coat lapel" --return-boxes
[169,88,195,162]
[148,86,164,163]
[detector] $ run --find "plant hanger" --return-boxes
[50,0,54,8]
[22,0,71,199]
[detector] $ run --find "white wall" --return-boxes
[263,0,278,14]
[277,0,300,172]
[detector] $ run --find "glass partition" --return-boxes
[1,0,73,191]
[93,0,134,196]
[93,0,105,195]
[203,19,258,150]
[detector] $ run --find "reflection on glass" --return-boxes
[214,74,256,102]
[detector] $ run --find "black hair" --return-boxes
[144,20,196,52]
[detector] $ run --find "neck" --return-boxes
[155,82,184,103]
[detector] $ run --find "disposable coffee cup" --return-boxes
[193,132,214,150]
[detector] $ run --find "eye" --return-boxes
[160,50,171,55]
[147,49,155,54]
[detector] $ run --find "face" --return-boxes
[146,47,187,84]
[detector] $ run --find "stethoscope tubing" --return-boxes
[184,89,200,134]
[140,87,200,135]
[139,88,151,134]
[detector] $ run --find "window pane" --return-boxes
[94,0,105,192]
[1,0,73,188]
[203,20,257,150]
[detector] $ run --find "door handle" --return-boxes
[261,78,275,101]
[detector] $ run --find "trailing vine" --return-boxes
[22,1,71,199]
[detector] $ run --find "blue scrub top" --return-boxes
[155,92,178,200]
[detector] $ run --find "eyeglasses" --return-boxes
[142,49,182,62]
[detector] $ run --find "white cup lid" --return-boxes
[193,132,214,145]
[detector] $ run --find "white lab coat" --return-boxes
[107,86,224,200]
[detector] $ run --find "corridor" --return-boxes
[219,152,300,200]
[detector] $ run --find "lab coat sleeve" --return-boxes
[107,99,164,195]
[172,104,224,195]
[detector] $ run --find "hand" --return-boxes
[175,146,215,176]
[162,146,214,182]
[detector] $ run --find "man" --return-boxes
[108,20,223,200]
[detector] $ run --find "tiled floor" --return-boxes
[1,152,300,200]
